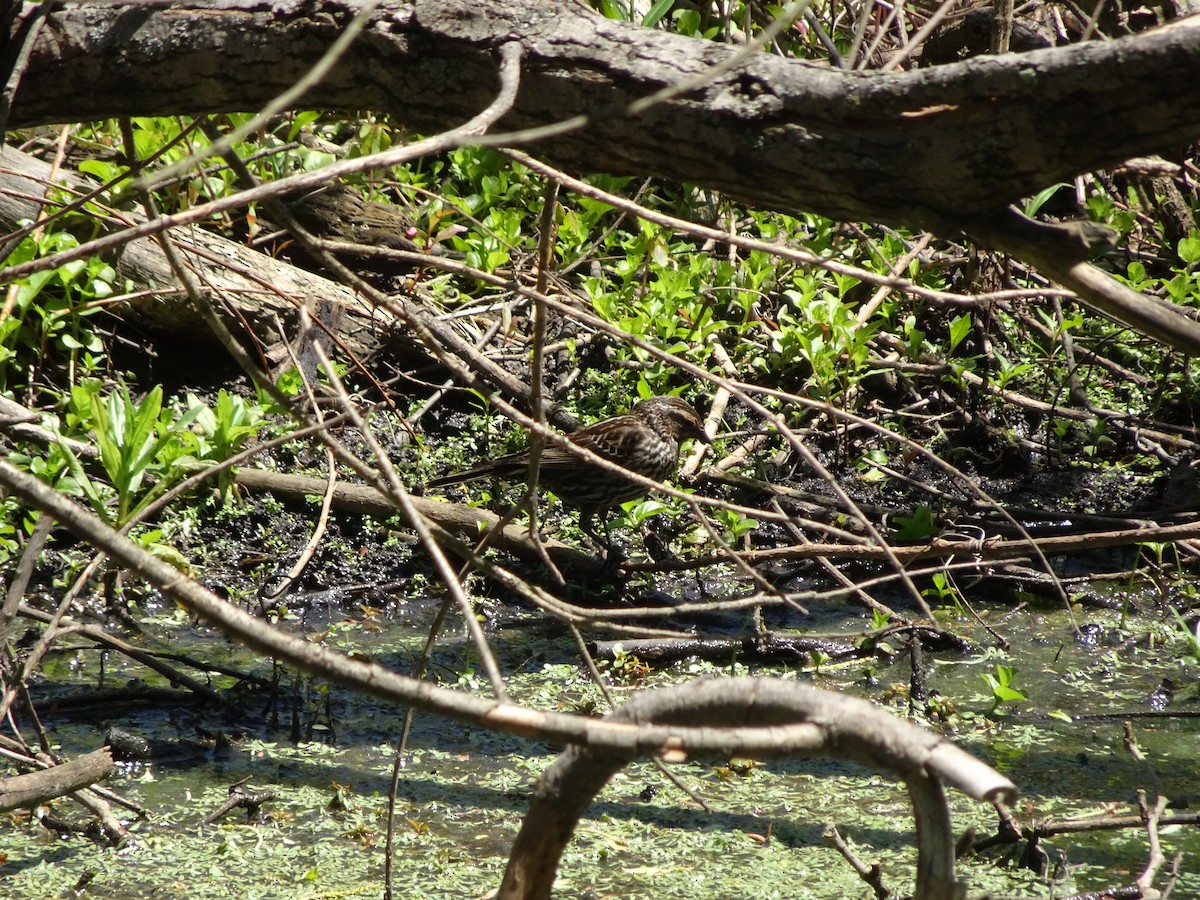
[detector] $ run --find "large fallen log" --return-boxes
[0,144,396,362]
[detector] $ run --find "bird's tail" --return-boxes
[426,455,527,490]
[425,466,492,490]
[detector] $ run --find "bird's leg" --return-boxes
[582,508,631,566]
[578,508,604,552]
[576,508,615,560]
[602,512,631,562]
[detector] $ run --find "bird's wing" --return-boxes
[428,416,656,486]
[544,415,652,470]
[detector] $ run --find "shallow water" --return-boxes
[5,567,1200,899]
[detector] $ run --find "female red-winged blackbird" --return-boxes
[426,396,710,542]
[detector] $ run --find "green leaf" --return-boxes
[287,110,322,142]
[1024,183,1070,217]
[1179,234,1200,265]
[86,389,124,488]
[674,8,701,33]
[993,685,1026,702]
[78,158,122,182]
[641,0,676,27]
[120,385,165,485]
[947,314,972,352]
[893,506,937,541]
[143,539,192,574]
[597,0,631,20]
[54,437,113,524]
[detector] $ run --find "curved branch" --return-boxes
[500,679,1008,899]
[967,209,1200,355]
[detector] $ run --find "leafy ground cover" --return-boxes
[3,2,1200,897]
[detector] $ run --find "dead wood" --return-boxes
[6,2,1198,233]
[587,633,860,664]
[620,517,1200,572]
[0,746,114,812]
[0,393,96,459]
[0,144,398,362]
[7,2,1200,353]
[233,466,604,578]
[500,678,1015,900]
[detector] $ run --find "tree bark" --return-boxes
[500,678,1013,900]
[0,144,391,360]
[0,746,114,811]
[233,467,606,579]
[5,0,1199,233]
[7,1,1200,352]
